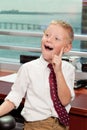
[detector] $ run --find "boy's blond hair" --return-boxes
[50,20,74,44]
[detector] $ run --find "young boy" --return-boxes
[0,20,75,130]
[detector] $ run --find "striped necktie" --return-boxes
[48,64,69,126]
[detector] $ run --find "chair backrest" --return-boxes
[20,55,39,63]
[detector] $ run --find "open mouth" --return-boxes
[44,45,53,51]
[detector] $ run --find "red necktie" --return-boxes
[48,64,69,126]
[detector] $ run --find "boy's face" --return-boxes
[41,24,71,62]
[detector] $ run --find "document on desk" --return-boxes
[0,73,17,83]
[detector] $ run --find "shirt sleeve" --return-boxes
[5,64,30,108]
[62,61,75,101]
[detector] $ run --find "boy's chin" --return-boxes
[43,55,52,62]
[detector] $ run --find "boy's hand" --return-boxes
[52,48,64,73]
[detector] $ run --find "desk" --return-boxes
[0,81,87,129]
[70,88,87,130]
[0,71,13,77]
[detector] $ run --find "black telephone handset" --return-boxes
[74,79,87,89]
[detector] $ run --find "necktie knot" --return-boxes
[48,64,54,72]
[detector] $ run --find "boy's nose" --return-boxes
[47,35,54,42]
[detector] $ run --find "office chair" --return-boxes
[0,114,16,130]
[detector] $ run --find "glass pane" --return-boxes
[0,0,86,62]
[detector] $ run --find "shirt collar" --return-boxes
[40,55,49,68]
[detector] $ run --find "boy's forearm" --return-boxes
[56,71,71,106]
[0,100,15,116]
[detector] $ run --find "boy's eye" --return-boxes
[55,37,58,40]
[55,37,60,41]
[45,33,49,37]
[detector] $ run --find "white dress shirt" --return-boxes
[5,55,75,121]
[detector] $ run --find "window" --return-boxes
[0,0,86,62]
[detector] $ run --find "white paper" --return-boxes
[0,73,17,83]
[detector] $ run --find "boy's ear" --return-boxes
[63,44,72,53]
